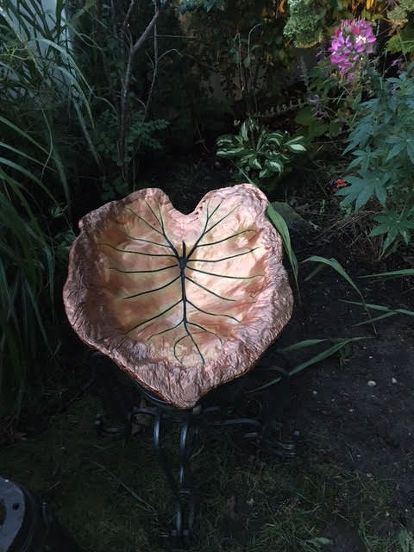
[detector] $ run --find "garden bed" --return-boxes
[2,2,414,549]
[1,162,413,552]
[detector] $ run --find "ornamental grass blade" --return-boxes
[303,255,376,332]
[0,115,49,155]
[288,337,368,376]
[266,203,299,294]
[0,174,56,415]
[0,142,50,168]
[73,101,100,166]
[303,256,362,298]
[251,337,369,392]
[344,300,414,326]
[359,268,414,279]
[281,338,327,352]
[0,0,84,417]
[227,180,299,294]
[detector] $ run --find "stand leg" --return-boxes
[153,410,198,546]
[93,355,300,544]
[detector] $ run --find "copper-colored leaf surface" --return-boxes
[64,184,293,408]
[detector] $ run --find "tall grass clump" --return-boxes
[0,0,94,417]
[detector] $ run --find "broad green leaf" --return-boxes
[370,224,388,237]
[249,158,262,170]
[285,136,305,144]
[385,142,405,162]
[382,226,399,253]
[286,143,306,152]
[407,139,414,164]
[217,147,246,158]
[216,120,305,189]
[294,107,315,126]
[266,203,299,292]
[266,160,283,173]
[216,136,235,146]
[370,210,414,255]
[259,168,272,179]
[338,174,388,210]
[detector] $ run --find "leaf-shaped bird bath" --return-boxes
[64,184,293,408]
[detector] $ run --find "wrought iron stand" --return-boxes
[93,353,298,547]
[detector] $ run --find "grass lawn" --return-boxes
[0,395,406,551]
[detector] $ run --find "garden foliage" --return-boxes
[216,119,306,192]
[69,0,172,192]
[296,17,378,139]
[1,0,412,419]
[339,68,414,255]
[0,0,91,414]
[386,0,414,54]
[283,0,327,47]
[176,0,291,117]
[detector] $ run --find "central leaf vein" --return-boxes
[110,201,260,365]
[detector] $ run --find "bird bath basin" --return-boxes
[64,184,293,408]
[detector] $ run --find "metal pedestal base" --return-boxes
[94,354,298,547]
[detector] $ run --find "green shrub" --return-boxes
[216,118,306,192]
[174,0,292,118]
[283,0,327,47]
[338,68,414,256]
[69,1,193,186]
[0,0,89,416]
[94,109,169,199]
[386,0,414,55]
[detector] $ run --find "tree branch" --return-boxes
[119,1,161,176]
[143,22,158,121]
[121,0,138,39]
[131,6,159,56]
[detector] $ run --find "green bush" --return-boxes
[386,0,414,55]
[0,0,89,416]
[216,118,306,192]
[338,68,414,256]
[175,0,291,118]
[68,0,170,186]
[283,0,327,47]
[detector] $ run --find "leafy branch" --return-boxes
[119,0,165,177]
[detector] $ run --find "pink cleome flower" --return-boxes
[329,19,376,79]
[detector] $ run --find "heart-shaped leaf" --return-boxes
[64,184,293,408]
